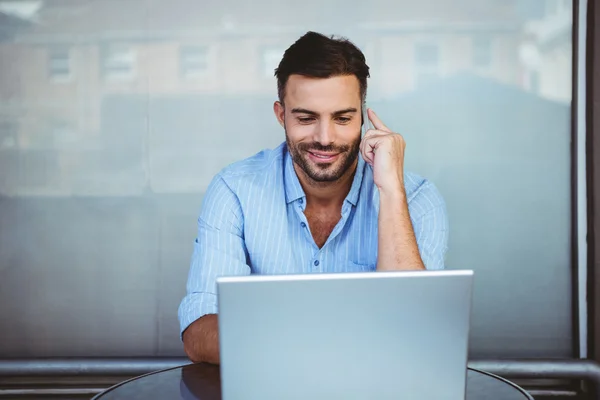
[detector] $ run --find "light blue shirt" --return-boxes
[178,142,448,334]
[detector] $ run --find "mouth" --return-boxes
[307,151,340,163]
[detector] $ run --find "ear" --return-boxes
[273,101,285,128]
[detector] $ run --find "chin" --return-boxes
[308,168,344,182]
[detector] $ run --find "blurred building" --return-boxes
[0,0,555,196]
[520,0,572,102]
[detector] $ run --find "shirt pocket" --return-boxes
[346,261,376,273]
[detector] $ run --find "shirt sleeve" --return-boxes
[409,181,449,270]
[177,175,250,337]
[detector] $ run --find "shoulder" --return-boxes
[209,142,285,194]
[201,143,285,218]
[362,166,445,217]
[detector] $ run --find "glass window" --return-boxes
[0,0,576,360]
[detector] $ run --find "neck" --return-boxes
[294,159,358,209]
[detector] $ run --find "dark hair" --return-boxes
[274,31,370,105]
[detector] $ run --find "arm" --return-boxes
[178,175,250,364]
[377,181,448,271]
[360,108,448,271]
[183,314,219,363]
[377,189,425,271]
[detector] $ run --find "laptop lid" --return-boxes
[217,270,473,400]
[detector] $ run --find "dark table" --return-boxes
[94,363,533,399]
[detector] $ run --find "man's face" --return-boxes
[274,74,362,183]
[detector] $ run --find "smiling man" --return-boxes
[178,31,449,364]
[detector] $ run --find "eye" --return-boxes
[336,117,351,124]
[298,117,316,123]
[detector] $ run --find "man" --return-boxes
[178,31,448,364]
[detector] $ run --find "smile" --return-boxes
[307,152,340,162]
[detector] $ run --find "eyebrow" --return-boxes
[290,107,358,117]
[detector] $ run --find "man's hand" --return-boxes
[360,108,425,271]
[359,108,406,195]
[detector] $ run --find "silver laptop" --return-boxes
[217,270,473,400]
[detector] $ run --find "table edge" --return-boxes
[92,365,534,400]
[91,363,192,399]
[468,367,534,400]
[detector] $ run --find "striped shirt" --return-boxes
[178,142,448,334]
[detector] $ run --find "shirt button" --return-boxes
[314,260,320,266]
[301,222,306,228]
[299,198,303,204]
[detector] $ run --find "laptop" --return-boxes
[217,270,473,400]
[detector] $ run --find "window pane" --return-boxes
[102,44,136,80]
[180,45,209,78]
[48,47,70,80]
[0,0,574,359]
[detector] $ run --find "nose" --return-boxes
[313,120,335,146]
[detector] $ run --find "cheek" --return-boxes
[337,124,362,141]
[286,123,315,141]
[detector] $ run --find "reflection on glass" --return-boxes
[0,0,574,358]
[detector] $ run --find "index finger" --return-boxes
[367,108,391,133]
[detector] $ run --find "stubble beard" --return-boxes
[285,126,361,184]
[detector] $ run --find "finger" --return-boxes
[360,130,387,162]
[367,108,391,133]
[363,128,388,139]
[360,130,372,157]
[360,142,373,166]
[359,136,372,165]
[360,130,378,154]
[360,135,382,166]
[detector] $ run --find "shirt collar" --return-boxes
[284,146,306,204]
[346,155,366,206]
[283,144,366,206]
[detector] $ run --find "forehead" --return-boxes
[284,75,361,110]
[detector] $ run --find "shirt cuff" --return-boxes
[178,292,218,339]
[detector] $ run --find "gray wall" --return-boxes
[0,0,573,358]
